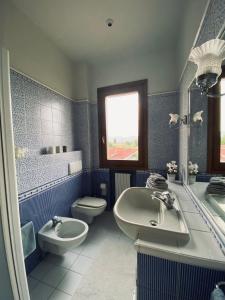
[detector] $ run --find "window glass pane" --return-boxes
[105,92,139,161]
[220,78,225,162]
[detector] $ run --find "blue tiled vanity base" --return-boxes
[20,173,83,274]
[137,253,225,300]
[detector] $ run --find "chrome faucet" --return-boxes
[152,191,175,210]
[52,216,63,227]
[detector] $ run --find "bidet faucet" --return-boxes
[52,216,62,227]
[152,191,175,210]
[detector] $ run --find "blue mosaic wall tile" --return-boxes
[189,89,208,173]
[20,173,83,273]
[16,151,82,195]
[12,112,26,134]
[73,101,91,170]
[90,103,99,169]
[10,69,80,194]
[137,253,225,300]
[148,92,179,170]
[195,0,225,47]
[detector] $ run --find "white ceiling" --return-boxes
[12,0,190,63]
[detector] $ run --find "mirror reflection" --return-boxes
[188,34,225,234]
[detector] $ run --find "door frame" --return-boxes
[0,48,30,299]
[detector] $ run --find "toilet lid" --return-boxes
[76,197,106,208]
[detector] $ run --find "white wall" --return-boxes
[90,50,178,102]
[0,0,77,100]
[73,63,90,100]
[177,0,208,79]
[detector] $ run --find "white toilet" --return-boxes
[71,197,107,224]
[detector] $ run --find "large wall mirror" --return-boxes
[188,31,225,235]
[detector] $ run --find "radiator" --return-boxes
[115,173,131,200]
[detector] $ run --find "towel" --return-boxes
[210,288,225,300]
[146,173,168,190]
[207,177,225,195]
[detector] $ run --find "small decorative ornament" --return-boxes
[169,113,180,125]
[193,110,203,124]
[166,161,178,182]
[15,146,28,159]
[48,146,56,154]
[56,146,61,153]
[188,161,199,184]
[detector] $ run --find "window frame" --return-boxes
[97,79,148,170]
[208,66,225,173]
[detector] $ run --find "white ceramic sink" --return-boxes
[113,187,190,242]
[38,217,88,255]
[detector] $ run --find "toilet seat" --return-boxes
[73,197,106,208]
[71,197,107,224]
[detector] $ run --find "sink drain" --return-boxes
[149,220,158,227]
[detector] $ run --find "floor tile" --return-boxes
[30,261,53,280]
[58,270,82,295]
[27,276,39,292]
[41,265,67,287]
[80,238,105,259]
[29,212,136,300]
[49,289,72,300]
[30,282,54,300]
[69,244,85,255]
[73,213,136,299]
[70,255,93,275]
[44,252,78,269]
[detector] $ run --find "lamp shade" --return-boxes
[189,39,225,78]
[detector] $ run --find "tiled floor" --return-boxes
[28,212,136,300]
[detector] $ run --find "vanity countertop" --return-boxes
[135,182,225,271]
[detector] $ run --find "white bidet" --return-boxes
[38,217,88,255]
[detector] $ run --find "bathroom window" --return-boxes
[97,80,148,169]
[208,67,225,173]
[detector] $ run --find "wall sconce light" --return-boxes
[169,113,188,127]
[169,111,203,128]
[192,110,203,124]
[189,39,225,97]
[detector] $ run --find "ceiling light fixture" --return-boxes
[189,39,225,97]
[106,18,114,28]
